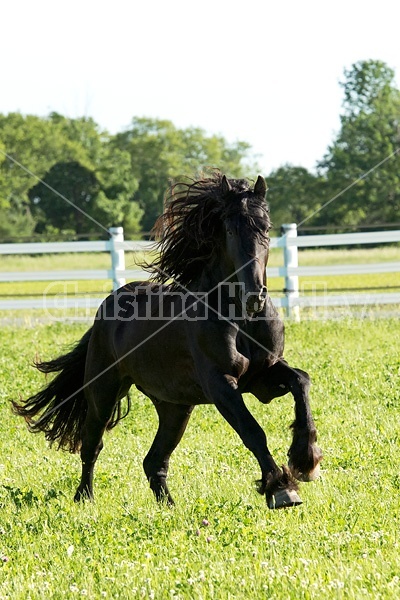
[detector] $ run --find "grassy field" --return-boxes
[1,318,399,598]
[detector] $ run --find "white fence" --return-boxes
[1,225,400,318]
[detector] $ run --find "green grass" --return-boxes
[1,319,400,598]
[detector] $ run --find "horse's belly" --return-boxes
[115,322,208,405]
[134,364,208,405]
[137,377,208,405]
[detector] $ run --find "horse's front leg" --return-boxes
[248,360,322,482]
[286,366,323,482]
[205,370,301,509]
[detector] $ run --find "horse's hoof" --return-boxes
[267,488,302,509]
[288,461,321,482]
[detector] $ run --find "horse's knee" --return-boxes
[291,369,311,395]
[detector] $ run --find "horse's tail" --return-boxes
[12,327,93,453]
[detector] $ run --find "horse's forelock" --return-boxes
[146,172,269,286]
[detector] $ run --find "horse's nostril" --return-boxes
[255,287,267,307]
[245,288,267,314]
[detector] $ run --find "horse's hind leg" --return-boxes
[143,401,194,505]
[74,367,127,502]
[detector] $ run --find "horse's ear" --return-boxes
[254,175,267,198]
[221,175,232,196]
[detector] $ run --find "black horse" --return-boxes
[13,172,322,509]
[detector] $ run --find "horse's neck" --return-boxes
[192,258,238,319]
[196,258,276,321]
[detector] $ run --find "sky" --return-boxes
[1,0,400,174]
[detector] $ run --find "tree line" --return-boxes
[0,60,399,241]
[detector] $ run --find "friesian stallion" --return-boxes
[13,172,322,509]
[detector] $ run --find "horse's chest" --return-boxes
[234,348,265,383]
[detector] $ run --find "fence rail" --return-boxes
[1,225,399,318]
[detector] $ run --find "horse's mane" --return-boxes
[144,171,270,289]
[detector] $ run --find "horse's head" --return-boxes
[220,175,270,316]
[145,171,271,315]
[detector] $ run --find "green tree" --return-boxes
[0,113,141,238]
[265,165,325,229]
[112,117,258,231]
[44,114,142,235]
[318,60,400,227]
[29,158,142,237]
[0,113,69,237]
[340,60,397,115]
[29,161,101,235]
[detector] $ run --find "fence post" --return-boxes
[281,223,300,321]
[109,227,126,291]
